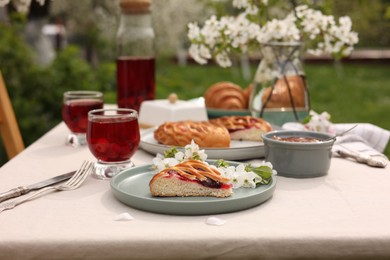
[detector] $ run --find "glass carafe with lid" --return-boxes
[116,0,155,111]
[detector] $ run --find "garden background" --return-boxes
[0,0,389,166]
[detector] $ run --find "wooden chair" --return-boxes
[0,71,25,159]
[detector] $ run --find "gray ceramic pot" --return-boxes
[262,130,335,178]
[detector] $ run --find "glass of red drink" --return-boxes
[116,56,155,112]
[62,91,103,147]
[87,108,140,180]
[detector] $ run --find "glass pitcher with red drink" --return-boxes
[116,0,155,111]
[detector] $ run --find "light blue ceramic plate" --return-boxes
[111,161,277,215]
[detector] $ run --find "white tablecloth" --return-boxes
[0,122,389,259]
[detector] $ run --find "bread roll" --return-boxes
[204,82,247,109]
[154,121,230,148]
[210,116,272,141]
[261,75,306,108]
[149,160,233,198]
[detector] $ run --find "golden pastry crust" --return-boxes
[154,121,231,148]
[150,160,230,184]
[204,82,247,109]
[209,116,272,133]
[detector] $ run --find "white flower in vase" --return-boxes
[187,1,359,67]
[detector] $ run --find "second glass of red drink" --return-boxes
[62,91,104,147]
[87,108,140,180]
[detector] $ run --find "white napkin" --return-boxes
[333,123,390,153]
[332,124,389,167]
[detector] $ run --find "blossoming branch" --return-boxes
[187,0,359,68]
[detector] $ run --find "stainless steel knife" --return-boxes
[0,171,76,203]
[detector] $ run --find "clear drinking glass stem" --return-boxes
[92,160,135,180]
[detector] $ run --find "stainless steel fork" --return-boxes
[0,160,93,213]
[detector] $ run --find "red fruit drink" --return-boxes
[116,56,155,111]
[62,99,103,133]
[87,113,140,162]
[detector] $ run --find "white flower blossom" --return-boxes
[188,44,209,65]
[152,157,180,171]
[184,140,208,161]
[175,151,184,161]
[233,0,266,16]
[217,165,237,179]
[187,22,201,40]
[241,171,258,188]
[215,52,232,68]
[230,172,244,189]
[304,110,335,134]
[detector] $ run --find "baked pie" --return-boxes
[149,160,232,198]
[154,121,230,148]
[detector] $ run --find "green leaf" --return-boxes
[191,152,202,161]
[164,147,178,158]
[301,114,312,124]
[259,178,271,185]
[245,164,273,179]
[215,159,230,168]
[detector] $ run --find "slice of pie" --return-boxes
[209,116,272,142]
[149,160,232,198]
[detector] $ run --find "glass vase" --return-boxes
[249,42,310,126]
